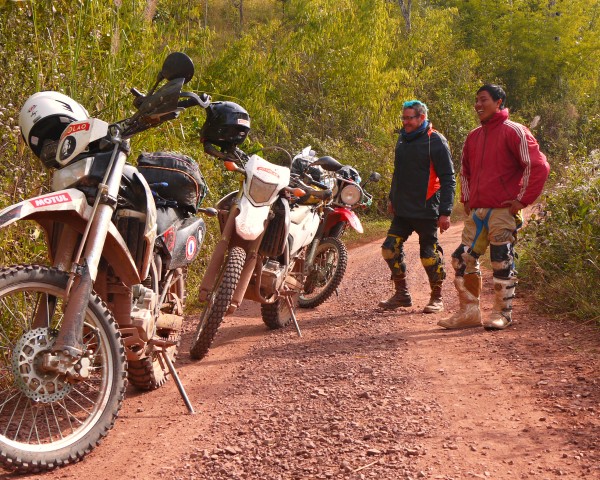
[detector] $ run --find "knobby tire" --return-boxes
[0,264,126,473]
[189,247,245,360]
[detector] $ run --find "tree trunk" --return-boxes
[397,0,412,32]
[233,0,244,32]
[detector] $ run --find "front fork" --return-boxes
[43,146,128,380]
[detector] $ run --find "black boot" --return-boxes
[378,275,412,309]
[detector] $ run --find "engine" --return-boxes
[260,259,287,297]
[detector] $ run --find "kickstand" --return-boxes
[285,294,302,337]
[158,349,195,414]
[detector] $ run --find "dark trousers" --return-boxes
[381,216,445,284]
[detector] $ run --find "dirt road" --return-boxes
[10,222,599,479]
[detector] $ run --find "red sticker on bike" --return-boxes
[61,121,90,139]
[163,226,175,252]
[30,192,72,208]
[185,235,197,260]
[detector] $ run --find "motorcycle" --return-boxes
[290,147,381,308]
[188,112,334,360]
[0,52,212,472]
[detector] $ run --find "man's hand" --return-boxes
[438,215,450,233]
[387,200,395,215]
[502,199,524,215]
[463,201,471,216]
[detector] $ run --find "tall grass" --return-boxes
[518,155,600,324]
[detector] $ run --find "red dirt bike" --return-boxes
[290,147,381,308]
[0,53,213,472]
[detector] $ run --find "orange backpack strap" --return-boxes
[426,128,441,200]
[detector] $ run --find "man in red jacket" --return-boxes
[438,84,550,330]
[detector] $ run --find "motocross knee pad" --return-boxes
[451,244,479,277]
[490,243,517,279]
[381,234,406,277]
[421,243,445,283]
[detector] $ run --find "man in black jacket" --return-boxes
[379,100,456,313]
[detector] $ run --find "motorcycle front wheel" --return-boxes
[0,264,126,473]
[189,247,245,360]
[298,236,348,309]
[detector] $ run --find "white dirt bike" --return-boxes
[188,119,334,360]
[0,52,212,472]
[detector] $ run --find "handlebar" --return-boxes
[291,176,332,200]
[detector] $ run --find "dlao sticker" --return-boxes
[185,235,198,260]
[61,121,90,138]
[30,192,72,208]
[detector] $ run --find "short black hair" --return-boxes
[477,84,506,109]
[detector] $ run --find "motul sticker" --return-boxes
[30,193,72,208]
[185,235,197,260]
[237,119,250,127]
[257,166,279,178]
[61,122,90,139]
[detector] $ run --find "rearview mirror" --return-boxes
[368,172,381,183]
[160,52,195,84]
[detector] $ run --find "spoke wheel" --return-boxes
[298,236,348,309]
[0,265,126,473]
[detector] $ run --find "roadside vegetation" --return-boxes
[0,0,598,324]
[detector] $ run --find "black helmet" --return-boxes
[338,165,362,184]
[200,101,250,149]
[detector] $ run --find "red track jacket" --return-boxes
[460,109,550,208]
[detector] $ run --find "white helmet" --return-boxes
[19,91,89,167]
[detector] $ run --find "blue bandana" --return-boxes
[401,119,430,142]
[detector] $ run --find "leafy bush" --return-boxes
[518,155,600,323]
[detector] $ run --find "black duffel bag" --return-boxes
[137,151,208,213]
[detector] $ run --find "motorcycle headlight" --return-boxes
[340,184,362,206]
[51,156,94,191]
[248,175,279,204]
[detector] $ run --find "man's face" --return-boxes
[474,90,502,123]
[401,108,425,134]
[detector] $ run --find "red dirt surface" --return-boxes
[9,221,599,480]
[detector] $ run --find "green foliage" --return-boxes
[518,155,600,323]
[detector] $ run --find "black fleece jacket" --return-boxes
[389,125,456,219]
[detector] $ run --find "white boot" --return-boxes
[483,277,517,330]
[437,273,482,329]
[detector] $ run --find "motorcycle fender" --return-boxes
[235,195,269,240]
[0,189,141,285]
[159,216,207,270]
[325,207,363,234]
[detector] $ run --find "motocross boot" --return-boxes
[483,277,517,330]
[378,275,412,309]
[423,283,444,314]
[437,273,482,329]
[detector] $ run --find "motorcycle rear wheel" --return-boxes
[189,247,245,360]
[298,236,348,309]
[261,295,296,329]
[0,264,126,473]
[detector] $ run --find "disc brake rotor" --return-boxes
[11,328,72,402]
